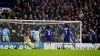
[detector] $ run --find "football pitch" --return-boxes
[0,49,100,56]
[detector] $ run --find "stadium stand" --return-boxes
[0,0,100,43]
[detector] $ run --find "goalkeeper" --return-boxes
[23,33,37,49]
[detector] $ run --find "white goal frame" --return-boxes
[0,19,82,43]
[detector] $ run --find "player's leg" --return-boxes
[26,41,36,49]
[62,42,65,49]
[49,37,52,49]
[23,41,26,49]
[46,37,49,49]
[5,37,10,49]
[24,41,27,45]
[62,37,66,49]
[92,38,98,49]
[3,37,6,42]
[35,37,40,48]
[62,37,65,49]
[5,37,7,42]
[46,37,51,49]
[0,32,1,42]
[6,37,10,42]
[63,36,70,49]
[0,37,1,42]
[70,37,76,48]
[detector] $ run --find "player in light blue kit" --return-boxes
[1,23,10,42]
[32,26,40,48]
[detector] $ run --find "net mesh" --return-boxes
[0,19,82,43]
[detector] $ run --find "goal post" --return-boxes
[0,19,82,43]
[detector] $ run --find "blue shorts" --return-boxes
[46,37,52,42]
[92,35,96,44]
[92,38,96,44]
[64,36,70,42]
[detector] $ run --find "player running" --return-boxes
[23,33,37,49]
[32,26,40,48]
[89,28,97,44]
[45,25,53,49]
[89,28,98,48]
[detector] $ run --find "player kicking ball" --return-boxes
[32,26,40,49]
[23,33,37,49]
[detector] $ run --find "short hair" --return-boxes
[89,27,92,31]
[2,22,7,28]
[46,25,50,29]
[64,24,68,28]
[23,32,28,36]
[35,26,39,31]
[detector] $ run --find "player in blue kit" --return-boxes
[89,28,99,49]
[62,24,75,49]
[89,28,97,44]
[45,25,52,42]
[45,25,52,49]
[64,24,71,43]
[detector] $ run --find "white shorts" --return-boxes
[3,36,10,42]
[33,36,40,41]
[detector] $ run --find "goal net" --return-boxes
[0,19,82,43]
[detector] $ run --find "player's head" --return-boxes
[2,22,7,28]
[64,24,69,28]
[23,32,28,36]
[23,33,26,37]
[89,27,92,31]
[34,26,39,31]
[46,25,50,29]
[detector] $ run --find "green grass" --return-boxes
[0,49,100,56]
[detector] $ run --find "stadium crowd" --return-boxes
[0,0,100,43]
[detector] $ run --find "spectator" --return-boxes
[0,0,99,43]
